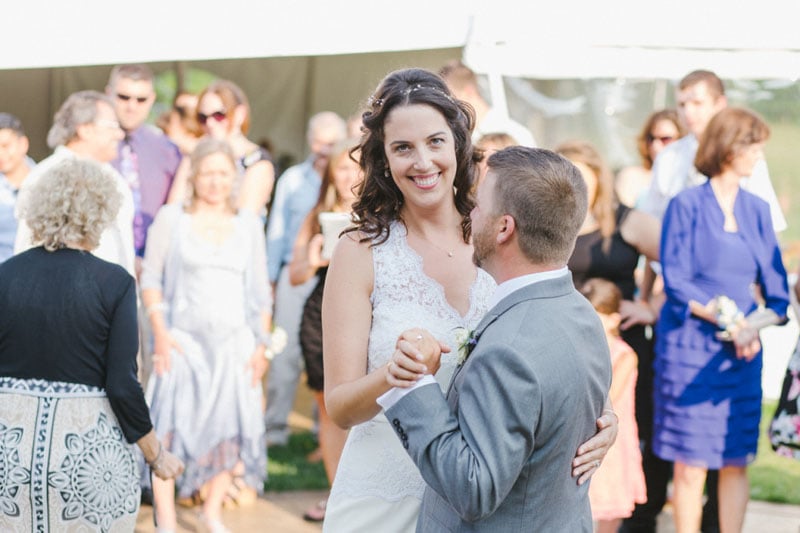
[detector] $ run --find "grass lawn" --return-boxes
[750,400,800,504]
[264,432,329,492]
[266,402,800,506]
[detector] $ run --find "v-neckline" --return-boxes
[397,225,480,321]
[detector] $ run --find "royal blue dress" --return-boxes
[653,181,788,469]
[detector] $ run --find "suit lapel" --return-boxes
[446,274,575,390]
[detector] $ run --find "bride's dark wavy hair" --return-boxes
[347,68,479,246]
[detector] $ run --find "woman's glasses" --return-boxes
[647,134,676,145]
[197,111,227,125]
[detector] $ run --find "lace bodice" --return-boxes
[325,222,495,518]
[368,222,494,384]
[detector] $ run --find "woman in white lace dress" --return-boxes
[321,68,617,532]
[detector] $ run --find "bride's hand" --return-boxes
[385,329,450,388]
[397,329,449,374]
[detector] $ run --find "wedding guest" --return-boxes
[654,107,788,533]
[106,64,182,264]
[14,90,136,277]
[321,67,617,532]
[168,79,275,217]
[157,91,203,156]
[581,278,647,532]
[0,159,183,532]
[633,72,786,533]
[616,109,685,208]
[440,59,536,147]
[142,138,275,533]
[0,112,35,263]
[264,111,346,447]
[475,131,517,187]
[287,138,360,522]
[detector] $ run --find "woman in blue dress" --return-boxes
[654,107,789,533]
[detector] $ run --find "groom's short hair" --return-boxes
[487,147,587,264]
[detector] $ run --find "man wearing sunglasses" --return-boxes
[106,64,182,273]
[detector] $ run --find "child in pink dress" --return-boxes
[580,278,647,533]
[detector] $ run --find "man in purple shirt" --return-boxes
[107,64,182,271]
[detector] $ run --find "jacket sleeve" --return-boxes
[385,341,540,522]
[753,199,789,319]
[660,193,713,310]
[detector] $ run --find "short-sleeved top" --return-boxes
[0,247,152,443]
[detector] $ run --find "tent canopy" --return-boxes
[7,1,800,80]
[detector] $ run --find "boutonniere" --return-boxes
[453,327,479,366]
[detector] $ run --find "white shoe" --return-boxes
[198,512,231,533]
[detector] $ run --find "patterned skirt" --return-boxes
[0,377,140,533]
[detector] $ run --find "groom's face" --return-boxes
[470,171,499,268]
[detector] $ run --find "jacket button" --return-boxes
[392,419,401,427]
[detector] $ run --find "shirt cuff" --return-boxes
[376,375,437,411]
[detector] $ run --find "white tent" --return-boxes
[4,1,799,162]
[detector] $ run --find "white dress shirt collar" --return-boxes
[487,266,570,310]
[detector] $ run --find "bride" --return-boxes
[321,68,617,531]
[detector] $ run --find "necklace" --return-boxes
[407,226,454,258]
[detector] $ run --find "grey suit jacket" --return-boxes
[385,274,611,532]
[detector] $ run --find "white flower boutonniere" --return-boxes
[454,327,478,366]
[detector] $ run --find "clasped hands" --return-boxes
[689,298,761,360]
[385,328,450,388]
[382,328,618,485]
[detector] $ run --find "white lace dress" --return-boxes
[323,222,495,532]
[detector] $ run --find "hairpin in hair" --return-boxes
[367,95,384,108]
[404,84,454,102]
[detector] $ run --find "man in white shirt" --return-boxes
[15,91,135,276]
[641,70,786,231]
[440,60,537,148]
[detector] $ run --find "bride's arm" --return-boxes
[323,233,393,429]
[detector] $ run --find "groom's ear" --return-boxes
[496,214,515,245]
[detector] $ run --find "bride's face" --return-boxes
[382,104,457,211]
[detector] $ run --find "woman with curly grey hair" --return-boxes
[0,158,183,533]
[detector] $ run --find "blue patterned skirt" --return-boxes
[0,377,140,532]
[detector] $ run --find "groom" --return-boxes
[378,147,611,531]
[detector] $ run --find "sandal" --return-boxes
[303,498,327,522]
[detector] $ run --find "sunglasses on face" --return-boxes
[116,93,150,104]
[197,111,227,125]
[647,134,676,145]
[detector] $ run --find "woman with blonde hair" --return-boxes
[143,138,275,533]
[168,79,275,217]
[0,159,183,532]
